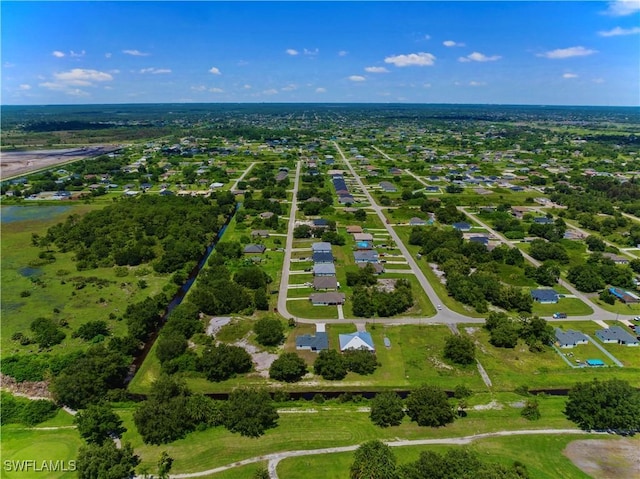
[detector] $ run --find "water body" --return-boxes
[126,203,239,382]
[1,205,71,224]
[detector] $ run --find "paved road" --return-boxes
[334,141,472,324]
[277,160,302,320]
[165,428,599,479]
[230,161,257,191]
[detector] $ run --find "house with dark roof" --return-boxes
[602,253,630,265]
[531,289,559,304]
[595,326,639,346]
[339,331,375,352]
[310,292,345,305]
[354,250,379,264]
[425,186,440,193]
[452,222,471,231]
[338,194,355,204]
[312,252,334,264]
[533,217,554,225]
[243,244,267,254]
[469,236,489,246]
[312,218,329,229]
[296,331,329,351]
[313,263,336,276]
[555,328,588,348]
[313,276,338,290]
[251,230,270,238]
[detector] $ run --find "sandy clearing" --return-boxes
[563,438,640,479]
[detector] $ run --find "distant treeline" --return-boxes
[23,121,120,132]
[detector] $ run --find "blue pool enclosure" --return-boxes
[586,359,605,367]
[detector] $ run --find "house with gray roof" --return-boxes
[313,276,338,290]
[379,181,397,193]
[243,244,266,254]
[296,331,328,352]
[555,328,588,348]
[354,250,379,264]
[313,263,336,276]
[311,242,332,253]
[309,292,345,305]
[595,326,639,346]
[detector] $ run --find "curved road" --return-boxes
[166,428,600,479]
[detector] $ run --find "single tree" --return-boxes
[222,387,279,437]
[521,399,541,421]
[76,441,139,479]
[350,440,398,479]
[75,403,126,445]
[313,349,347,380]
[405,385,455,427]
[254,317,284,346]
[443,334,476,365]
[370,391,405,427]
[269,352,308,382]
[157,451,173,479]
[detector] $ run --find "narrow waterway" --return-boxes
[125,203,239,383]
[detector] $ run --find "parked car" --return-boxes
[634,316,640,322]
[553,312,567,319]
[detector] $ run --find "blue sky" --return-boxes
[2,1,639,106]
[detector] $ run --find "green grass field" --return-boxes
[277,433,602,479]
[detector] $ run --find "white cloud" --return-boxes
[459,52,502,63]
[424,34,431,40]
[281,84,297,91]
[209,66,221,75]
[52,51,65,58]
[603,0,640,16]
[469,81,486,86]
[262,88,278,95]
[105,53,112,58]
[338,50,348,56]
[243,84,252,89]
[285,49,299,56]
[537,46,597,59]
[598,26,640,36]
[54,69,113,84]
[191,85,207,92]
[443,40,465,47]
[19,84,31,90]
[315,87,326,93]
[140,68,172,74]
[303,48,319,56]
[384,52,436,67]
[563,73,579,79]
[348,75,366,82]
[123,49,150,56]
[70,50,86,57]
[209,87,224,93]
[66,89,90,97]
[365,66,389,73]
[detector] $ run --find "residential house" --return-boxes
[346,225,363,234]
[311,242,332,253]
[409,217,427,226]
[595,326,639,346]
[354,250,379,264]
[312,252,334,264]
[309,292,345,305]
[251,230,270,238]
[533,217,554,225]
[313,263,336,276]
[358,262,385,274]
[555,328,588,348]
[339,331,375,352]
[609,287,639,304]
[296,329,329,351]
[313,276,338,290]
[259,211,275,219]
[511,206,529,219]
[531,289,559,304]
[379,181,397,193]
[353,233,374,242]
[243,244,266,254]
[602,253,630,265]
[312,218,330,229]
[452,222,471,231]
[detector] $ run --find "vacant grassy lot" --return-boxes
[1,204,168,358]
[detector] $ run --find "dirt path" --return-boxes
[165,429,600,479]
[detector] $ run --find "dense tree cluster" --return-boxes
[370,391,405,427]
[197,343,253,382]
[567,252,633,292]
[221,387,279,437]
[254,317,285,346]
[269,352,308,382]
[189,263,255,315]
[564,378,640,432]
[352,279,414,317]
[405,385,455,428]
[485,313,553,352]
[75,403,126,445]
[76,441,140,479]
[46,195,229,272]
[409,227,532,313]
[29,317,66,348]
[1,392,59,426]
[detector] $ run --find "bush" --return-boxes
[254,317,284,346]
[269,353,307,383]
[443,335,475,365]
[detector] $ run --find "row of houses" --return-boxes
[555,325,638,348]
[309,242,345,306]
[296,323,375,353]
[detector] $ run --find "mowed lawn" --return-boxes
[461,323,640,390]
[276,433,602,479]
[1,409,81,479]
